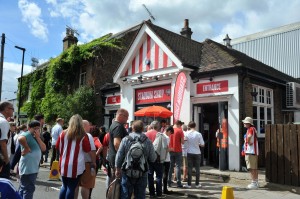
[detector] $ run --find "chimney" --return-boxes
[180,19,193,39]
[63,28,78,51]
[223,34,232,49]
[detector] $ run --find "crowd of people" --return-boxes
[0,101,259,199]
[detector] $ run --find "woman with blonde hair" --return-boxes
[56,114,92,199]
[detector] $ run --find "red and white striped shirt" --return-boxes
[56,131,91,178]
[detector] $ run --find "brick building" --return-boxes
[112,19,300,171]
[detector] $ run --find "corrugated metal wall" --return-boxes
[232,28,300,79]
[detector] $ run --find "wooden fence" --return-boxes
[265,124,300,186]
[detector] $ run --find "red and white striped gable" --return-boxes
[123,34,176,77]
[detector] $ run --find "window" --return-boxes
[252,85,274,137]
[79,67,87,86]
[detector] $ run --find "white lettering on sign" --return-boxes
[203,83,221,92]
[154,89,164,99]
[112,97,116,103]
[138,91,153,100]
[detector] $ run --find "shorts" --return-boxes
[245,154,258,169]
[79,162,96,188]
[182,156,188,168]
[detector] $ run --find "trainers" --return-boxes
[183,184,191,188]
[177,184,183,188]
[247,182,258,189]
[195,184,202,188]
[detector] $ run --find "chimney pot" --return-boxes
[184,19,189,28]
[223,34,232,48]
[180,19,193,39]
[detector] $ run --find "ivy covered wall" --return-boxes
[20,35,121,124]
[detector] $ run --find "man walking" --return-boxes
[106,108,129,186]
[168,120,184,188]
[0,101,14,179]
[242,117,259,189]
[145,121,166,198]
[115,120,156,199]
[50,118,64,169]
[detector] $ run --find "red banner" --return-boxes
[173,72,187,123]
[106,95,121,105]
[135,85,171,105]
[196,80,228,94]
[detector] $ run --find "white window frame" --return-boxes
[79,68,87,86]
[252,84,274,138]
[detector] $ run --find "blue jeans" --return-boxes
[168,152,182,186]
[121,174,148,199]
[187,153,201,186]
[148,162,163,196]
[19,173,38,199]
[59,176,81,199]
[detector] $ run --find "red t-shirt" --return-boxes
[145,129,158,143]
[93,137,102,149]
[169,127,184,152]
[102,133,110,147]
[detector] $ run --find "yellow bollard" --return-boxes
[221,186,234,199]
[49,160,60,181]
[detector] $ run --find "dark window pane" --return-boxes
[253,106,257,119]
[260,107,265,120]
[267,108,271,120]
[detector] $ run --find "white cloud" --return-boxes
[2,62,32,101]
[18,0,48,41]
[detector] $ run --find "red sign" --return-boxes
[197,80,228,94]
[135,85,171,105]
[173,72,187,123]
[106,95,121,105]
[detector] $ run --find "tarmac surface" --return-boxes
[37,161,300,199]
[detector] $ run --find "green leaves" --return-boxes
[19,34,122,124]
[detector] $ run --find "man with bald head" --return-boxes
[107,108,129,185]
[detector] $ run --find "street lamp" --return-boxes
[15,45,26,125]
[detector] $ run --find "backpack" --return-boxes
[153,132,168,163]
[122,134,148,178]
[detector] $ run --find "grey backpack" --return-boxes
[122,134,148,178]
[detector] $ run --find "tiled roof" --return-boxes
[145,21,202,68]
[198,39,297,82]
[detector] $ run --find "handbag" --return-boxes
[106,178,121,199]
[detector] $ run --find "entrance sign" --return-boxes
[135,85,171,105]
[106,95,121,105]
[197,80,228,94]
[173,72,187,123]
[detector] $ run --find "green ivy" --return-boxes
[20,34,122,124]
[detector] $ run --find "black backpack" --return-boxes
[122,134,148,178]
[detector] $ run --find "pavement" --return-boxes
[41,162,300,199]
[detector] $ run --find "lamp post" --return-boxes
[15,46,26,125]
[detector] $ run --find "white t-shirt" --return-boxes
[51,123,63,145]
[0,113,9,141]
[83,133,96,162]
[186,130,205,155]
[182,131,188,156]
[163,133,170,162]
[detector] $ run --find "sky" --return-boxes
[1,0,300,101]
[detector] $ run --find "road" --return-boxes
[11,165,192,199]
[11,164,300,199]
